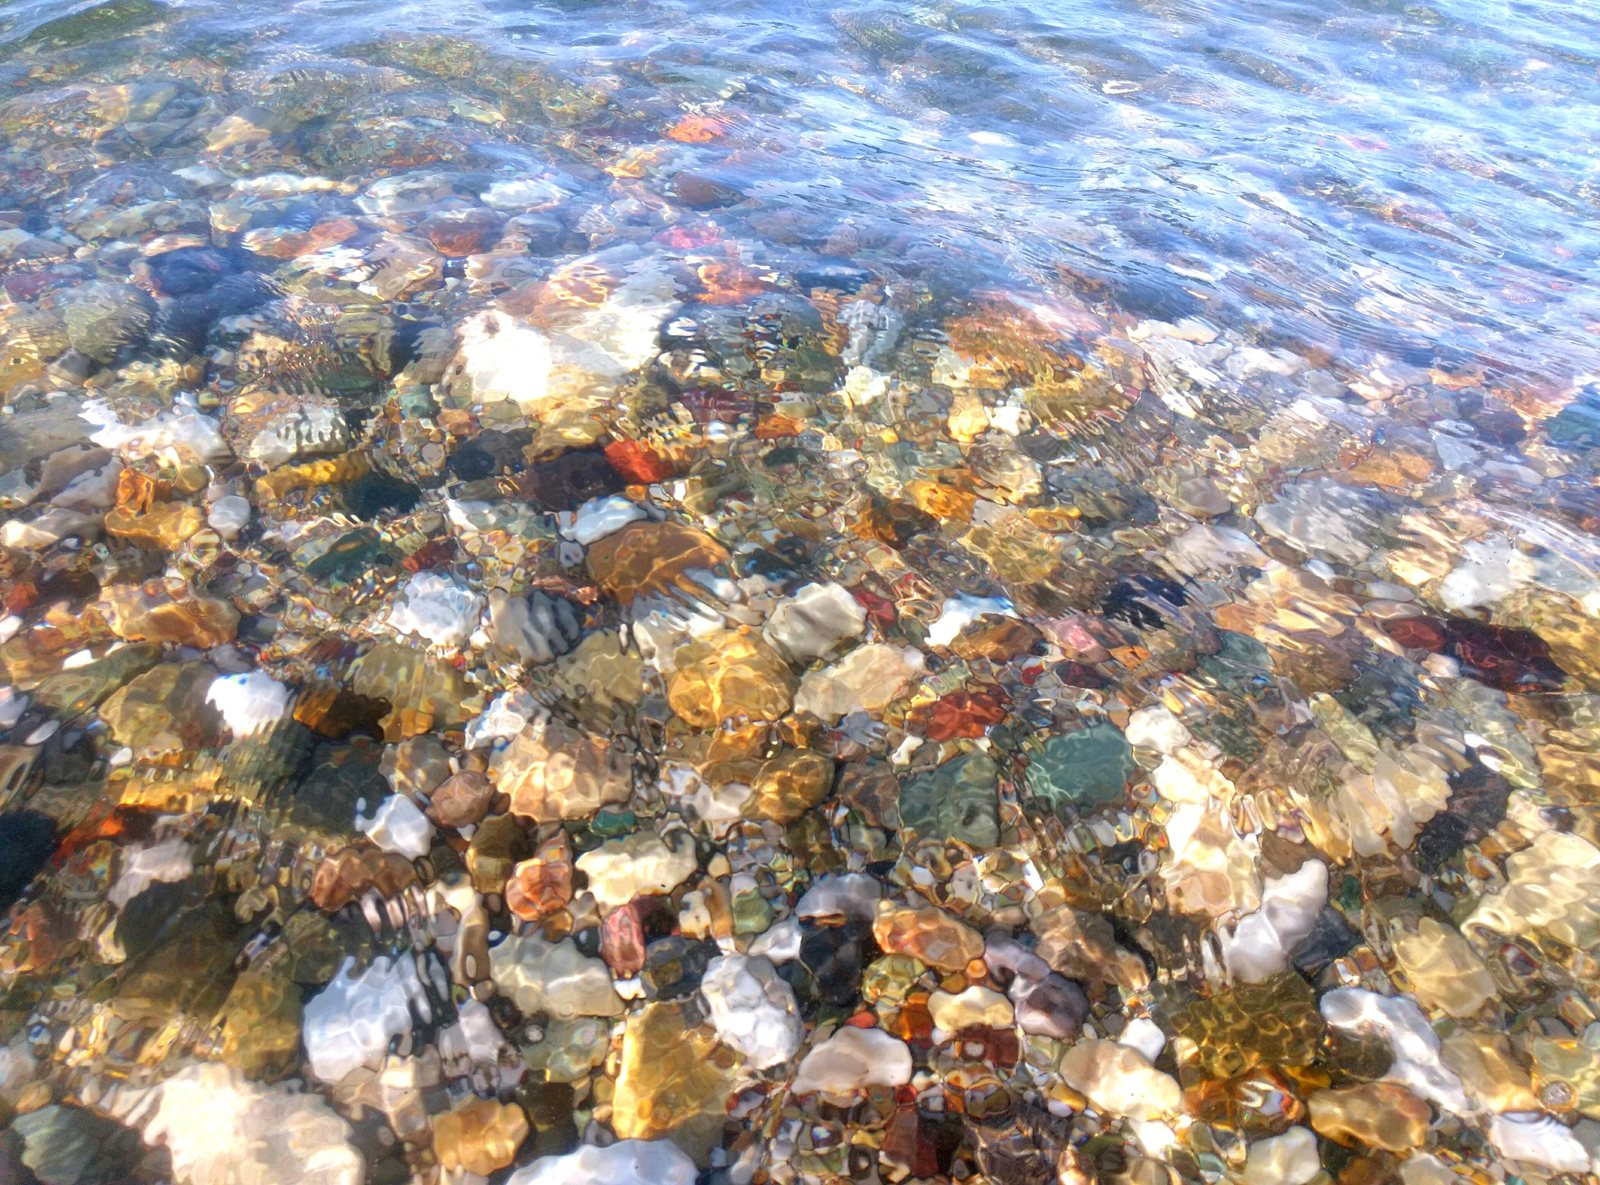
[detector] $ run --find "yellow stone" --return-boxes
[872,902,984,974]
[611,1001,736,1161]
[1390,918,1495,1018]
[433,1098,528,1176]
[1439,1028,1539,1113]
[667,627,796,729]
[348,641,474,740]
[946,393,990,442]
[1309,1082,1430,1152]
[1531,1036,1600,1118]
[104,501,205,548]
[744,750,834,824]
[492,717,632,821]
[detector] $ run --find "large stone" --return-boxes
[1058,1039,1182,1121]
[507,1141,697,1185]
[611,1001,738,1157]
[898,751,1000,847]
[492,716,632,821]
[667,627,796,729]
[489,934,624,1019]
[791,1025,913,1096]
[794,644,926,722]
[575,828,698,909]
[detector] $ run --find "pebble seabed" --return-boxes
[2,14,1600,1185]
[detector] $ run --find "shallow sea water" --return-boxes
[1,0,1600,1182]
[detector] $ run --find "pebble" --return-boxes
[790,1025,913,1095]
[387,572,486,648]
[699,953,804,1069]
[507,1140,698,1185]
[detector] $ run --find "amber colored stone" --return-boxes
[1309,1082,1430,1152]
[466,813,532,895]
[98,581,238,648]
[104,501,205,548]
[427,770,494,829]
[494,718,631,821]
[880,1106,945,1178]
[349,641,472,741]
[433,1098,528,1177]
[99,660,220,757]
[115,467,170,514]
[906,686,1010,741]
[586,520,730,603]
[310,847,418,911]
[1185,1067,1307,1137]
[743,750,834,824]
[419,208,503,257]
[852,496,936,550]
[950,617,1043,663]
[603,438,677,485]
[667,113,730,143]
[218,968,302,1081]
[611,1001,737,1157]
[1171,972,1325,1080]
[504,833,574,923]
[666,627,796,729]
[254,453,371,500]
[873,903,985,974]
[600,899,648,976]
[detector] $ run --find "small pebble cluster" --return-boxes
[1,7,1599,1185]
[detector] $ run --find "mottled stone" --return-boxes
[611,1001,738,1157]
[898,750,1000,847]
[873,902,985,973]
[492,716,632,821]
[433,1098,528,1176]
[667,627,796,729]
[489,933,624,1018]
[1027,722,1134,811]
[1309,1082,1430,1152]
[794,644,926,721]
[586,520,730,603]
[575,827,698,909]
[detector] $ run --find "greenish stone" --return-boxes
[522,1017,610,1083]
[898,751,1000,847]
[11,1104,147,1185]
[1027,723,1133,812]
[589,809,636,838]
[32,643,162,716]
[1197,630,1273,691]
[731,886,774,935]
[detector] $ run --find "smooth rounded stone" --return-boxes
[62,282,156,362]
[205,670,290,738]
[1254,479,1382,566]
[929,984,1013,1032]
[1124,704,1192,753]
[762,581,867,662]
[898,750,1000,847]
[207,494,251,539]
[611,1000,738,1154]
[144,1063,363,1185]
[1320,988,1469,1113]
[0,507,98,549]
[873,902,985,974]
[504,834,574,922]
[99,661,221,757]
[586,520,732,603]
[791,1025,913,1096]
[1390,917,1495,1018]
[1057,1039,1183,1121]
[1308,1081,1430,1152]
[507,1140,697,1185]
[794,643,927,722]
[559,494,645,544]
[99,582,239,648]
[575,828,697,910]
[1465,829,1600,950]
[796,873,882,923]
[487,589,583,665]
[302,954,431,1083]
[489,933,624,1018]
[355,793,434,858]
[1216,859,1327,983]
[10,1103,145,1185]
[1241,1126,1319,1185]
[492,716,632,821]
[380,735,452,799]
[522,1016,612,1083]
[744,750,834,824]
[699,953,804,1069]
[433,1098,528,1177]
[1486,1112,1591,1174]
[387,571,485,648]
[82,398,230,466]
[426,770,494,828]
[1027,723,1134,811]
[667,627,796,729]
[1013,973,1091,1040]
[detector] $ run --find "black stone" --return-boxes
[797,917,875,1009]
[515,448,624,511]
[343,472,421,519]
[1289,907,1360,977]
[0,811,57,910]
